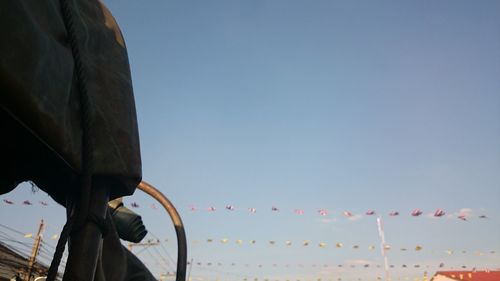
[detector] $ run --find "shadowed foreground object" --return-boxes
[109,199,148,243]
[0,0,143,279]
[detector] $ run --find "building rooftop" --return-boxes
[432,270,500,281]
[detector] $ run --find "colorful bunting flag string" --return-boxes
[144,237,499,255]
[182,261,500,271]
[173,270,500,281]
[2,198,491,222]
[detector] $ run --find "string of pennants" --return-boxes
[152,273,500,281]
[161,203,486,221]
[150,270,499,281]
[2,199,49,206]
[22,233,60,240]
[166,270,499,281]
[148,263,500,281]
[131,238,497,256]
[183,261,497,270]
[3,199,490,221]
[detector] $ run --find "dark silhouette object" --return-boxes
[0,0,186,280]
[109,199,148,244]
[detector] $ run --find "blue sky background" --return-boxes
[1,1,500,280]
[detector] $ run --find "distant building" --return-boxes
[431,271,500,281]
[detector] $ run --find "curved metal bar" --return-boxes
[137,181,187,281]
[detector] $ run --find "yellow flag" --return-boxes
[24,233,33,238]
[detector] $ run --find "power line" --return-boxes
[0,223,29,236]
[149,232,177,266]
[144,247,170,275]
[151,243,175,272]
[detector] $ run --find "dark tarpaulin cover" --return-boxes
[0,0,141,199]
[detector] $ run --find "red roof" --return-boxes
[433,271,500,281]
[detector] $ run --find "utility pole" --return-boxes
[25,219,45,281]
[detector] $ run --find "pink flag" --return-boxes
[389,211,399,216]
[434,209,445,217]
[294,209,304,215]
[3,199,14,205]
[411,209,422,216]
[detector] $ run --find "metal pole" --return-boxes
[377,217,390,281]
[25,220,45,281]
[137,181,187,281]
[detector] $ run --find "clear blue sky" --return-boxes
[1,1,500,280]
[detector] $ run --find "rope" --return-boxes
[46,218,75,280]
[46,213,108,281]
[47,0,96,279]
